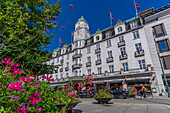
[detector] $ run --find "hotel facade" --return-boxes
[47,5,170,96]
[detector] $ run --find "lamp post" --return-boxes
[154,39,170,97]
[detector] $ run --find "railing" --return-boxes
[119,53,128,60]
[60,68,63,72]
[72,54,82,59]
[60,59,63,64]
[86,62,91,67]
[65,67,69,71]
[118,41,125,47]
[95,48,101,54]
[135,50,145,57]
[106,57,114,63]
[72,64,82,69]
[95,59,102,65]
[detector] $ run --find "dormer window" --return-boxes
[75,42,78,47]
[118,27,122,33]
[131,21,138,29]
[79,41,81,46]
[106,32,111,38]
[96,36,100,41]
[87,40,91,45]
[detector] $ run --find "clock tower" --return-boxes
[74,16,90,41]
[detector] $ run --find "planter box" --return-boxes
[56,102,79,112]
[95,98,112,104]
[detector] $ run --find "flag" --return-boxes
[72,32,74,36]
[134,0,140,10]
[110,12,114,22]
[60,38,63,45]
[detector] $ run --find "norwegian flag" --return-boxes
[72,32,74,36]
[60,38,63,45]
[110,12,114,22]
[134,0,140,10]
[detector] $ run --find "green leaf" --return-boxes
[0,106,4,111]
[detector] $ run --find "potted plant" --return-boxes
[94,88,113,104]
[129,90,136,98]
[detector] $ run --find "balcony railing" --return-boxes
[72,64,82,69]
[95,59,102,65]
[95,48,101,54]
[118,41,125,47]
[119,53,128,60]
[60,68,63,72]
[60,59,63,64]
[65,67,69,71]
[135,50,145,57]
[72,54,82,59]
[106,57,114,63]
[86,62,91,67]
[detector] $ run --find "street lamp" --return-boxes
[154,38,170,97]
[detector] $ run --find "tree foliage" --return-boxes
[0,0,63,75]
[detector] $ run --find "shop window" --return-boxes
[157,40,170,53]
[162,56,170,70]
[153,24,167,38]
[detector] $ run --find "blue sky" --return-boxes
[45,0,169,52]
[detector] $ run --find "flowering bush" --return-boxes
[0,58,79,112]
[94,88,113,98]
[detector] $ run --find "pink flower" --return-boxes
[53,21,57,25]
[42,75,54,81]
[72,109,74,113]
[73,93,77,98]
[65,86,68,88]
[69,93,73,97]
[15,103,29,113]
[11,63,21,68]
[85,78,89,81]
[44,28,48,33]
[7,81,23,91]
[29,74,35,77]
[78,83,80,86]
[71,87,73,90]
[20,76,32,83]
[1,58,11,65]
[71,83,73,86]
[69,5,73,9]
[12,68,21,75]
[45,17,49,20]
[29,93,42,105]
[91,78,94,81]
[35,83,40,88]
[87,93,89,95]
[36,106,42,112]
[25,5,28,9]
[54,16,57,19]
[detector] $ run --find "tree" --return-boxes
[0,0,70,76]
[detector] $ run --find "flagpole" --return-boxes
[110,12,113,27]
[59,38,60,49]
[71,32,72,43]
[134,0,138,17]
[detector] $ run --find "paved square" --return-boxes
[73,98,170,113]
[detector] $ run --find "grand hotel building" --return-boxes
[47,4,170,96]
